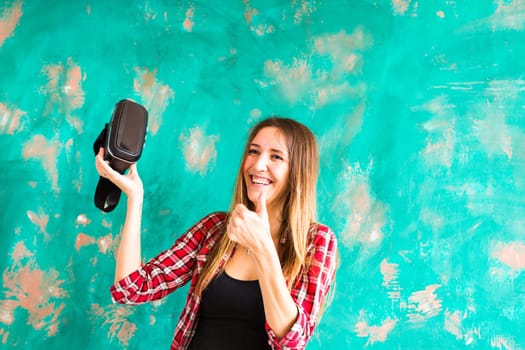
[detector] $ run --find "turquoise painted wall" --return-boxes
[1,0,524,349]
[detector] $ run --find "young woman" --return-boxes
[95,117,338,350]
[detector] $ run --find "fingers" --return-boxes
[95,150,112,178]
[255,190,268,221]
[129,162,139,175]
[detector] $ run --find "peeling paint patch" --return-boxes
[0,102,26,134]
[241,0,255,25]
[314,28,372,77]
[292,0,318,24]
[392,0,418,16]
[262,27,371,106]
[414,96,457,168]
[491,335,521,350]
[473,109,513,160]
[1,248,67,336]
[97,234,115,254]
[22,135,60,192]
[488,0,525,30]
[41,58,86,130]
[407,284,442,323]
[444,309,464,340]
[26,209,50,241]
[355,317,398,344]
[0,1,22,47]
[380,258,402,301]
[76,214,92,227]
[75,233,96,252]
[182,7,194,32]
[179,126,219,175]
[444,309,480,345]
[264,59,313,103]
[12,242,33,261]
[91,304,137,347]
[333,162,389,248]
[492,241,525,271]
[462,0,525,32]
[133,67,174,135]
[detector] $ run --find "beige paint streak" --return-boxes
[241,0,256,25]
[179,126,219,175]
[492,241,525,270]
[489,0,525,30]
[2,249,67,336]
[42,58,86,131]
[392,0,418,16]
[97,234,115,254]
[380,259,398,285]
[491,335,521,350]
[12,242,33,261]
[415,96,457,168]
[314,28,372,75]
[26,210,50,241]
[407,284,442,323]
[0,326,10,344]
[92,304,137,346]
[0,102,26,134]
[183,7,194,32]
[0,1,22,47]
[473,110,512,160]
[264,59,312,103]
[444,309,464,340]
[380,258,401,301]
[75,233,114,254]
[419,207,445,234]
[22,135,60,191]
[75,233,96,251]
[239,2,274,36]
[292,0,317,24]
[0,300,17,325]
[473,80,524,159]
[444,309,480,345]
[76,214,92,226]
[313,28,371,106]
[133,67,174,135]
[355,317,398,344]
[333,162,389,248]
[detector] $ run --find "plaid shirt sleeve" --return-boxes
[265,223,338,350]
[110,212,227,304]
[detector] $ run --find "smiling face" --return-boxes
[243,126,290,212]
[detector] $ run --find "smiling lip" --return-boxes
[250,175,272,185]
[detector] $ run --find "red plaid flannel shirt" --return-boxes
[110,212,337,350]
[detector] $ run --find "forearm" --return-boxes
[114,194,143,282]
[254,242,298,338]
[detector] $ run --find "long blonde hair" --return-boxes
[195,117,319,294]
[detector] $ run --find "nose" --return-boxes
[253,153,269,171]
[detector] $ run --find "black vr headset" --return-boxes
[93,99,148,212]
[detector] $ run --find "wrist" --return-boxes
[253,237,278,261]
[127,192,143,209]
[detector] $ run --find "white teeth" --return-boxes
[252,176,270,185]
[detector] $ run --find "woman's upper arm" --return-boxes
[110,212,227,304]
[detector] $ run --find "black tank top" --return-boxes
[189,271,271,350]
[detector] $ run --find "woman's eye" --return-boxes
[248,149,259,155]
[272,154,283,161]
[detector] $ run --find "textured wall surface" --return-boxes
[1,0,524,349]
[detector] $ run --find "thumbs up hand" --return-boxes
[227,190,272,256]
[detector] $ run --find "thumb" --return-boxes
[255,190,268,221]
[129,162,139,175]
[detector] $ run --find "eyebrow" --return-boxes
[250,143,287,155]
